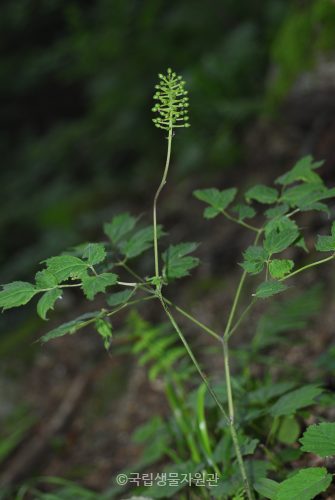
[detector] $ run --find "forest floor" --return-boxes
[1,110,335,499]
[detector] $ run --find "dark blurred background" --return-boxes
[1,0,335,492]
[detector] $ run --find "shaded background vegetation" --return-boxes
[1,0,335,494]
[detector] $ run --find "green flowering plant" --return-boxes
[1,69,335,500]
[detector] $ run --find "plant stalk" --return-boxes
[153,124,173,281]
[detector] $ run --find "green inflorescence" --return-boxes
[151,68,190,130]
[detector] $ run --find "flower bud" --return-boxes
[151,107,157,112]
[158,73,164,78]
[152,119,157,123]
[167,68,172,73]
[155,124,160,128]
[172,72,176,77]
[155,85,160,89]
[184,123,191,127]
[184,116,189,120]
[178,76,182,80]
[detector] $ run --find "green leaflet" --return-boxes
[299,422,335,457]
[162,242,200,280]
[264,229,300,254]
[315,221,335,251]
[239,246,267,275]
[120,225,166,258]
[231,203,256,220]
[103,212,137,243]
[277,467,331,500]
[239,260,264,275]
[269,259,294,278]
[255,281,288,299]
[0,282,37,311]
[82,243,107,265]
[81,273,118,300]
[106,289,133,306]
[254,478,280,500]
[276,416,300,445]
[94,318,112,349]
[275,155,324,186]
[264,204,289,218]
[42,255,89,282]
[37,288,63,320]
[243,246,268,262]
[270,384,323,417]
[247,382,296,403]
[281,183,327,207]
[193,187,237,218]
[264,216,298,236]
[244,184,278,204]
[35,270,58,289]
[39,312,103,343]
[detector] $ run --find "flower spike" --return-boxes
[152,69,190,130]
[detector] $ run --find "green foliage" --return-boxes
[162,242,200,281]
[2,62,335,500]
[299,422,335,457]
[0,282,37,311]
[193,188,238,218]
[94,318,112,350]
[245,185,279,204]
[277,467,332,500]
[267,1,335,108]
[255,281,288,299]
[37,288,63,320]
[315,221,335,251]
[270,385,323,417]
[81,273,118,300]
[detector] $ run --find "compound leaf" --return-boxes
[231,204,256,220]
[39,312,102,343]
[254,478,280,500]
[42,255,88,282]
[193,188,238,218]
[162,242,200,280]
[270,385,323,417]
[264,229,300,254]
[35,270,58,289]
[82,243,107,266]
[103,212,137,243]
[120,225,166,258]
[277,467,331,500]
[269,259,294,279]
[275,155,324,186]
[299,422,335,457]
[106,289,133,306]
[245,185,278,204]
[37,288,63,320]
[0,282,37,311]
[81,273,118,300]
[256,281,288,299]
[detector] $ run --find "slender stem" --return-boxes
[230,425,255,500]
[162,297,221,341]
[226,297,258,341]
[279,254,335,282]
[153,126,173,280]
[222,209,259,233]
[159,295,230,426]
